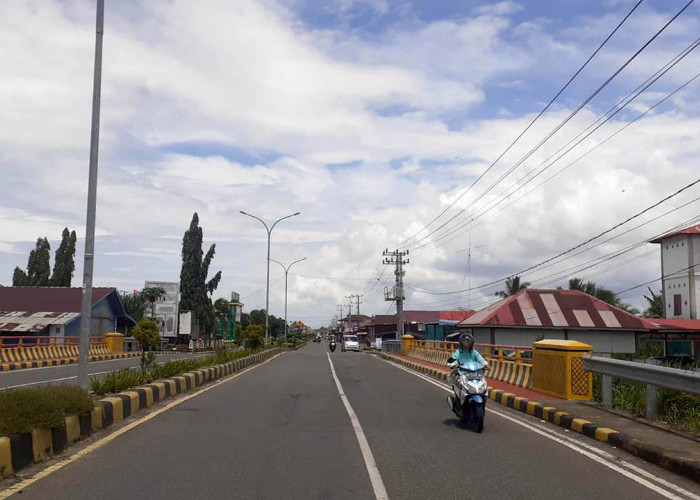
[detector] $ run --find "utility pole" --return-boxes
[345,295,354,331]
[346,294,362,332]
[77,0,105,389]
[337,304,344,333]
[382,249,409,340]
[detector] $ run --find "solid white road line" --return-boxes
[326,353,389,500]
[380,357,699,500]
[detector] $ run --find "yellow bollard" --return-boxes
[401,335,414,356]
[531,339,593,400]
[104,333,125,353]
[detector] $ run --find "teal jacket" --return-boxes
[448,348,486,366]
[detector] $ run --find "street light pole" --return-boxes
[77,0,105,389]
[240,211,299,344]
[270,257,306,342]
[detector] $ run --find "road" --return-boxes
[4,344,699,499]
[0,352,209,391]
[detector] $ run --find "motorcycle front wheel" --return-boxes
[474,405,485,433]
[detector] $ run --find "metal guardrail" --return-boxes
[382,340,402,354]
[583,354,700,419]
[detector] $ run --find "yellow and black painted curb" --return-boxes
[0,348,283,480]
[0,352,140,373]
[374,351,700,484]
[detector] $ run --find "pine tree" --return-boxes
[179,213,222,335]
[12,267,28,286]
[26,238,51,286]
[51,228,77,287]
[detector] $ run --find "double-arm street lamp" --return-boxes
[240,211,300,344]
[270,257,306,342]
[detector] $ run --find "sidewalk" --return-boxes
[378,351,700,484]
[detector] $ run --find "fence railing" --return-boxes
[0,336,106,348]
[382,340,402,354]
[583,354,700,419]
[411,340,532,364]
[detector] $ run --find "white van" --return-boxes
[341,335,360,352]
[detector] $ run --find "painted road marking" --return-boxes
[380,357,699,500]
[0,354,211,391]
[0,352,286,499]
[326,353,389,500]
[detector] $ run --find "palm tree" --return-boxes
[567,278,640,315]
[495,275,530,299]
[643,288,664,318]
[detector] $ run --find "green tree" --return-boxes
[12,267,28,286]
[179,213,222,336]
[131,318,161,372]
[120,291,145,323]
[241,324,264,350]
[643,288,664,318]
[26,237,51,286]
[50,228,77,287]
[495,275,530,299]
[141,286,166,318]
[567,278,639,315]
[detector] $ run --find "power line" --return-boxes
[396,0,645,248]
[410,37,700,253]
[404,208,700,298]
[401,0,695,252]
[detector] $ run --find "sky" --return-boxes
[1,0,700,327]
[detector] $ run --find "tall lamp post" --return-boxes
[78,0,105,389]
[240,211,299,344]
[270,257,306,342]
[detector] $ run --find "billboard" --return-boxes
[144,281,179,338]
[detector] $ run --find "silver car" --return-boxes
[342,335,360,352]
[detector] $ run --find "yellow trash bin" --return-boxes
[104,333,125,354]
[531,339,593,400]
[401,335,414,356]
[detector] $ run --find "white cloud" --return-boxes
[1,0,699,323]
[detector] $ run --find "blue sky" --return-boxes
[1,0,700,325]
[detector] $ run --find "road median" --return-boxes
[0,347,286,480]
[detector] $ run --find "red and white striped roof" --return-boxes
[458,289,658,330]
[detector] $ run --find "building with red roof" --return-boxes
[457,289,657,354]
[0,287,134,340]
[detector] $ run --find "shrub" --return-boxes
[0,386,94,434]
[90,347,258,395]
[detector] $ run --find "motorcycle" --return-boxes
[329,340,337,352]
[446,360,488,433]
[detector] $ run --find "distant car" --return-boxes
[342,335,360,352]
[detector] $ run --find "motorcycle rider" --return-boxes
[447,332,489,388]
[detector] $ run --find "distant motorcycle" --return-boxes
[329,340,337,352]
[447,360,488,433]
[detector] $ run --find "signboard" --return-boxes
[375,338,382,351]
[231,292,240,302]
[145,281,179,338]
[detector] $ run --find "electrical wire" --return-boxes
[396,0,645,248]
[411,39,700,253]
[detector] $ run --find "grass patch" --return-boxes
[90,347,259,396]
[593,374,700,435]
[0,386,93,435]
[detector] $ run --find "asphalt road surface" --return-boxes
[6,344,700,499]
[0,352,209,391]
